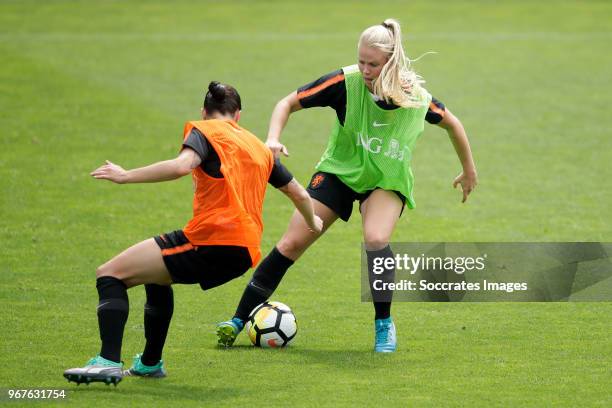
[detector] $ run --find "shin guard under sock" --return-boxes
[96,276,129,363]
[141,284,174,366]
[234,247,294,321]
[366,245,395,320]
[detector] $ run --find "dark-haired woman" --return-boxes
[63,82,322,386]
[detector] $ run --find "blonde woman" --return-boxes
[218,19,477,352]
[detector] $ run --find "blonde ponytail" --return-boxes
[358,19,427,108]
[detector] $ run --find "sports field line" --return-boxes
[1,31,611,42]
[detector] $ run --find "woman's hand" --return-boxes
[453,170,478,203]
[91,160,128,184]
[266,140,289,158]
[266,91,302,158]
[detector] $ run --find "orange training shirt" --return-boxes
[182,119,274,266]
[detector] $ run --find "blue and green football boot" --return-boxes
[216,317,245,347]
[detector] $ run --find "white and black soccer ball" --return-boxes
[246,301,297,348]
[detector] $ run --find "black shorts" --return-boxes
[306,172,406,222]
[154,230,252,290]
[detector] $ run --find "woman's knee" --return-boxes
[96,261,119,279]
[276,234,311,259]
[364,233,390,251]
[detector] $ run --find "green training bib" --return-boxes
[316,64,431,208]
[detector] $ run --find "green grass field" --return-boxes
[1,1,611,406]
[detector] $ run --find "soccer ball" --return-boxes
[246,301,297,348]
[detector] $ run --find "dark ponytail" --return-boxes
[203,81,242,115]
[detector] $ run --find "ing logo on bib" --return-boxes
[357,132,407,161]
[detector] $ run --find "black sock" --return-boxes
[141,284,174,366]
[96,276,129,363]
[234,247,294,321]
[366,246,395,320]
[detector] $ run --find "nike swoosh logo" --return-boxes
[248,281,266,291]
[373,121,389,127]
[97,301,110,311]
